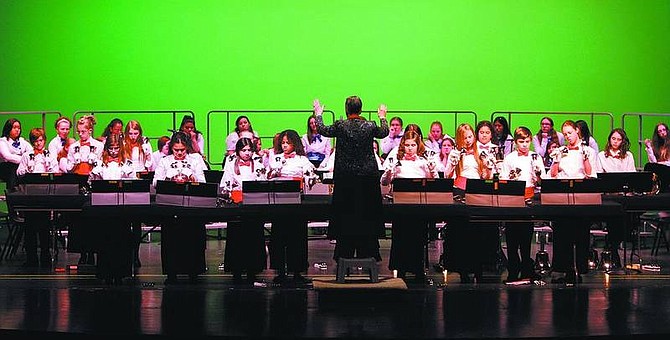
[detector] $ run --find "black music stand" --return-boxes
[90,180,151,205]
[540,178,603,205]
[204,170,224,184]
[242,180,301,204]
[598,171,654,195]
[392,178,454,204]
[155,180,219,207]
[465,179,526,207]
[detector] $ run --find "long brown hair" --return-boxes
[605,128,631,159]
[455,123,486,177]
[397,131,426,160]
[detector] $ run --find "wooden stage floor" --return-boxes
[1,228,670,339]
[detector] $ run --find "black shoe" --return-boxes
[396,271,407,280]
[78,253,88,265]
[459,272,471,283]
[134,258,142,268]
[293,274,312,284]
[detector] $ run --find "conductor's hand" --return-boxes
[313,99,324,116]
[377,104,387,119]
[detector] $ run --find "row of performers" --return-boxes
[12,117,630,285]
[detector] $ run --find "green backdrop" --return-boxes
[2,0,669,169]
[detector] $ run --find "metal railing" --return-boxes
[206,109,336,168]
[490,111,614,138]
[360,109,478,135]
[622,112,670,169]
[0,111,62,132]
[71,110,195,141]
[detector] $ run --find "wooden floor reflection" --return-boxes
[1,233,670,338]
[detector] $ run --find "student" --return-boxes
[533,117,565,158]
[542,139,561,171]
[595,128,635,173]
[302,114,332,168]
[66,115,104,175]
[548,120,597,284]
[123,120,153,172]
[383,123,438,170]
[443,123,494,283]
[475,120,501,176]
[100,118,123,144]
[150,136,170,172]
[91,133,136,180]
[643,122,670,192]
[380,116,403,157]
[154,132,207,284]
[16,128,59,268]
[381,130,438,282]
[89,133,136,284]
[267,129,317,284]
[0,118,32,191]
[424,120,446,153]
[179,115,205,159]
[499,126,546,282]
[65,115,104,266]
[492,116,514,156]
[225,115,259,157]
[48,116,72,157]
[219,137,267,284]
[644,122,669,164]
[575,120,599,154]
[436,136,456,174]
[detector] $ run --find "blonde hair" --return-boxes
[455,123,486,177]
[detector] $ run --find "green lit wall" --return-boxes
[1,0,669,169]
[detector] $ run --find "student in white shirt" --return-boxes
[48,116,72,157]
[267,129,316,285]
[548,120,597,285]
[16,128,59,268]
[443,123,494,283]
[476,120,501,176]
[224,115,259,158]
[0,118,32,190]
[302,114,332,168]
[89,134,136,284]
[493,116,514,156]
[380,116,403,157]
[595,128,636,173]
[123,120,153,173]
[424,120,447,153]
[154,132,207,284]
[381,130,437,282]
[500,126,546,282]
[219,137,268,284]
[149,136,170,172]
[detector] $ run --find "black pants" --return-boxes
[23,212,51,264]
[389,218,427,275]
[505,222,534,280]
[96,220,133,281]
[444,219,499,276]
[224,219,267,275]
[0,162,19,191]
[161,219,206,276]
[269,220,307,274]
[551,219,590,275]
